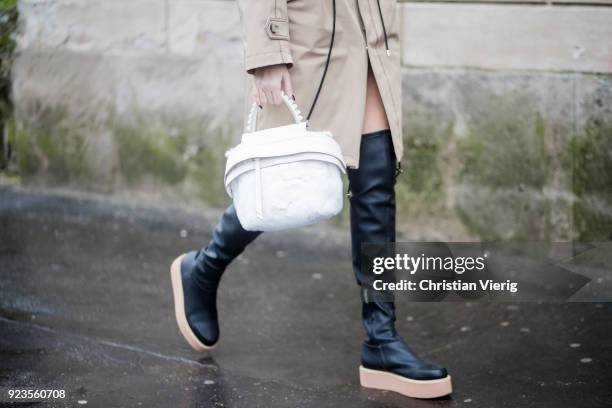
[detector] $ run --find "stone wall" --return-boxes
[6,0,612,240]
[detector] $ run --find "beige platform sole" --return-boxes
[359,366,452,399]
[170,254,217,352]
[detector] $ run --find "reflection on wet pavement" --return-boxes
[1,185,611,407]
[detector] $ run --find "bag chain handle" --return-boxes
[246,92,303,133]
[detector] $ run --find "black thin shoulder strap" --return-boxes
[306,0,336,121]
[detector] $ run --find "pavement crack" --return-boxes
[0,316,215,369]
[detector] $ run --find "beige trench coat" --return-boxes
[237,0,402,169]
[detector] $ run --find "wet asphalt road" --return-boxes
[1,184,611,408]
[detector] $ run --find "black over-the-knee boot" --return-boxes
[170,205,261,351]
[348,129,452,399]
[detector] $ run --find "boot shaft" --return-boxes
[348,130,397,305]
[193,205,261,290]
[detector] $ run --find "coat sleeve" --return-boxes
[236,0,294,74]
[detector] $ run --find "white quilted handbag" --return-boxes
[224,92,346,231]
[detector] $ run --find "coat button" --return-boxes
[270,23,280,34]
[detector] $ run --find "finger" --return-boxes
[252,85,260,106]
[257,86,266,106]
[271,88,283,105]
[281,71,294,100]
[259,89,271,106]
[264,88,276,106]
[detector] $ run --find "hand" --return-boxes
[252,64,294,106]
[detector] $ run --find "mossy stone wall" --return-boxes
[0,0,17,169]
[8,107,233,208]
[8,69,611,242]
[398,69,611,241]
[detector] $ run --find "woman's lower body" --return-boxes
[170,127,452,399]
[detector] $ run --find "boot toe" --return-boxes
[190,320,219,347]
[409,364,448,381]
[180,255,220,347]
[171,252,220,351]
[388,361,448,381]
[361,337,450,382]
